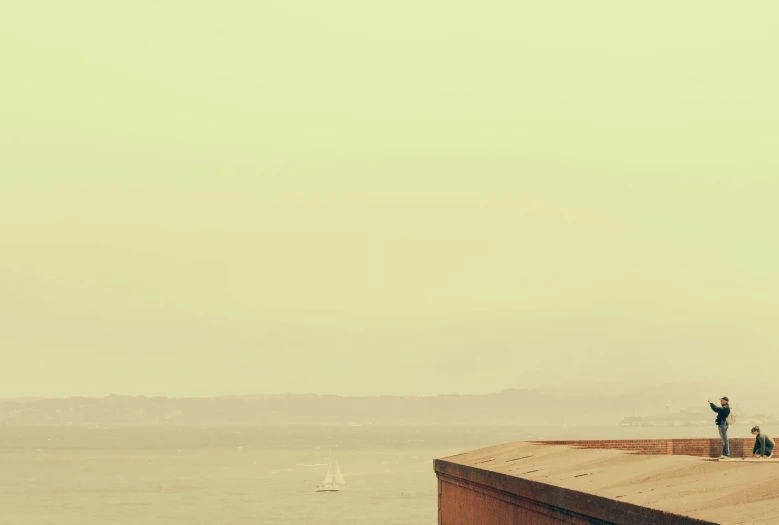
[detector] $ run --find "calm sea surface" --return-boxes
[0,425,730,525]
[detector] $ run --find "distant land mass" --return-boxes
[2,386,777,426]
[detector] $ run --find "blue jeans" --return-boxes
[718,423,730,457]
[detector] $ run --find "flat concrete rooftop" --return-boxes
[436,441,779,524]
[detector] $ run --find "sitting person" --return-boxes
[752,426,775,458]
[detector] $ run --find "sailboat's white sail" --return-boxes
[322,462,334,485]
[334,461,345,486]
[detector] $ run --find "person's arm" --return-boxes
[759,435,766,456]
[754,437,760,455]
[709,402,723,414]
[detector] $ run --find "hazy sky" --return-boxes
[2,2,777,397]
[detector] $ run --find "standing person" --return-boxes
[752,426,775,458]
[709,397,731,459]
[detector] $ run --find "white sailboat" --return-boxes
[315,448,346,492]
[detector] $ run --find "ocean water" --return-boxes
[0,425,728,525]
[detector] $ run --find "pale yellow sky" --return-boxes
[1,2,777,397]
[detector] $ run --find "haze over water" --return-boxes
[3,1,778,399]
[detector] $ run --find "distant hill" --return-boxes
[3,386,773,427]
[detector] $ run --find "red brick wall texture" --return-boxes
[532,438,763,458]
[436,459,717,525]
[436,439,760,525]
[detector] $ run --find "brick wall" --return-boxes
[532,437,765,458]
[436,438,767,524]
[436,460,717,525]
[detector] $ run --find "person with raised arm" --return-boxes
[708,397,731,459]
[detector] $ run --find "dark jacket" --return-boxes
[709,403,731,425]
[753,433,775,456]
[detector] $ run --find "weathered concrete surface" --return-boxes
[436,442,779,524]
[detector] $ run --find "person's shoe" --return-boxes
[718,455,729,459]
